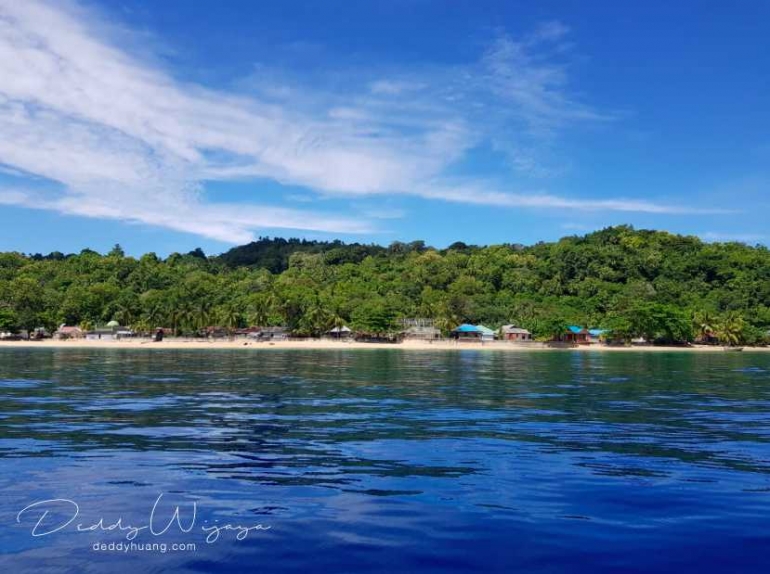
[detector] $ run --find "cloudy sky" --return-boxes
[0,0,768,255]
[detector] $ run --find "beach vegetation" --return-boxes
[1,226,768,345]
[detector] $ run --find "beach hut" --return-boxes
[327,326,352,339]
[54,325,84,340]
[501,325,533,341]
[560,326,590,344]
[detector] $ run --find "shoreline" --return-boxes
[1,339,768,352]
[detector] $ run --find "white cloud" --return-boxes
[0,1,728,244]
[369,79,425,95]
[0,186,373,243]
[528,20,571,44]
[0,188,30,205]
[413,182,733,214]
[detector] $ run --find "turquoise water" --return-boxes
[1,348,769,573]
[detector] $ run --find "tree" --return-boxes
[0,227,768,345]
[716,312,746,347]
[693,310,717,343]
[247,295,272,327]
[0,308,18,332]
[351,301,396,335]
[607,302,692,343]
[216,304,241,335]
[108,244,125,258]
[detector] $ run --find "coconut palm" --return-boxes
[300,297,332,337]
[247,296,271,327]
[193,302,212,332]
[693,310,716,343]
[217,305,241,336]
[113,305,134,328]
[329,304,346,330]
[132,318,151,336]
[716,312,745,347]
[434,305,460,336]
[145,302,167,330]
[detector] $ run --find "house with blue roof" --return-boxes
[556,325,590,344]
[451,324,496,342]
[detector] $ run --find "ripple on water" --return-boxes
[1,348,770,573]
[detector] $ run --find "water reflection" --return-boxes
[1,348,769,573]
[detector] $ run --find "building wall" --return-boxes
[504,333,532,341]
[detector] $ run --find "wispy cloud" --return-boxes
[0,1,727,243]
[0,186,373,243]
[368,79,426,96]
[413,183,733,214]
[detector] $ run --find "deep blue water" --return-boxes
[1,348,769,573]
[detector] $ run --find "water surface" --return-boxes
[1,348,769,573]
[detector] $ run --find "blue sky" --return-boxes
[0,0,768,256]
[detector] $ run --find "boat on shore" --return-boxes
[723,346,744,352]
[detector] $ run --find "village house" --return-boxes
[500,325,533,341]
[452,324,496,342]
[86,320,131,341]
[54,325,85,340]
[558,326,590,345]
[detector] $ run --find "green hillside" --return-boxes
[1,226,768,343]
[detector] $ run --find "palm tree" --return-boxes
[145,302,167,331]
[132,317,151,336]
[417,299,437,319]
[247,296,271,327]
[217,305,241,337]
[329,306,346,330]
[165,300,185,336]
[113,305,134,328]
[193,302,212,333]
[434,302,460,336]
[716,312,745,347]
[300,297,332,337]
[693,310,716,344]
[171,300,203,335]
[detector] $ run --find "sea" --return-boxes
[1,348,769,573]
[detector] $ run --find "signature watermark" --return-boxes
[16,493,271,552]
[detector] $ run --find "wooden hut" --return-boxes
[501,325,533,341]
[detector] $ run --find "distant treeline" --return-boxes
[2,226,769,344]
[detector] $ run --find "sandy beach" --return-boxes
[1,338,768,352]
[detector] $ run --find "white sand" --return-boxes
[1,338,767,352]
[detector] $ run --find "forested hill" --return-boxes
[217,237,388,272]
[1,226,769,343]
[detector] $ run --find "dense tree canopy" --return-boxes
[1,226,769,343]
